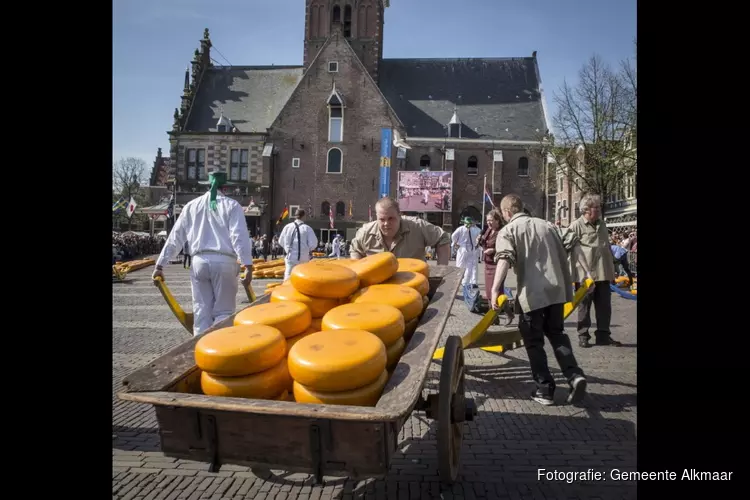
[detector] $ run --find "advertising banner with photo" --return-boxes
[397,171,453,212]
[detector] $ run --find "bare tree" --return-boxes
[530,46,637,216]
[113,157,148,229]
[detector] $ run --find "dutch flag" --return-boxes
[484,187,495,208]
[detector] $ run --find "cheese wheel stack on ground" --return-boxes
[288,329,388,406]
[321,303,406,371]
[251,258,286,280]
[194,324,292,400]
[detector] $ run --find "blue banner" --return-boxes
[379,128,392,198]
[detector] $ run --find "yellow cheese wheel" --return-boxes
[382,271,429,297]
[200,360,292,399]
[350,284,423,322]
[234,302,312,338]
[290,261,360,299]
[288,329,387,392]
[422,295,429,311]
[397,258,430,278]
[310,317,323,331]
[404,317,419,338]
[271,284,339,319]
[293,370,388,407]
[349,252,399,287]
[330,259,357,268]
[194,324,286,376]
[321,303,404,347]
[286,329,314,354]
[386,336,406,369]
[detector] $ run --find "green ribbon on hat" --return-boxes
[209,171,227,211]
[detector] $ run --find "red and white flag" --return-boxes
[329,206,335,229]
[126,197,137,218]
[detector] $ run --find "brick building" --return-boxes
[549,142,637,229]
[165,1,550,240]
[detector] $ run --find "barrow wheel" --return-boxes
[437,335,467,484]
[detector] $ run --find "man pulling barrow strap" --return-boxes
[152,170,255,336]
[490,194,594,406]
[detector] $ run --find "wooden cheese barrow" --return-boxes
[118,265,475,484]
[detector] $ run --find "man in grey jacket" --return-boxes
[491,194,593,406]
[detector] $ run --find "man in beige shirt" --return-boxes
[490,194,593,406]
[568,194,621,348]
[349,197,451,264]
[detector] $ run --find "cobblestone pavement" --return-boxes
[113,260,636,499]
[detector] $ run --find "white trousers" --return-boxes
[190,254,239,336]
[284,255,311,281]
[456,247,479,285]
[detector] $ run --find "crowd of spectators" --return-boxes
[112,231,165,263]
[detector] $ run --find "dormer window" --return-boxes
[216,106,232,133]
[327,85,346,143]
[448,107,462,138]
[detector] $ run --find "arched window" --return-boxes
[321,201,331,217]
[467,156,478,176]
[327,148,343,174]
[332,5,341,23]
[344,5,352,37]
[358,3,369,37]
[310,5,319,38]
[518,157,529,176]
[460,206,482,224]
[336,201,346,216]
[327,87,344,143]
[420,155,431,169]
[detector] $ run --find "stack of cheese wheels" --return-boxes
[288,329,388,406]
[350,284,423,342]
[381,271,429,340]
[290,260,361,300]
[288,260,360,335]
[234,301,313,338]
[195,324,292,400]
[397,258,430,278]
[234,301,315,398]
[269,284,344,391]
[397,258,431,336]
[347,253,399,287]
[321,303,406,372]
[330,258,357,268]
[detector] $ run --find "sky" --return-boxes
[113,0,636,165]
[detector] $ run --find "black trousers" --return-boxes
[518,303,583,394]
[183,254,191,268]
[574,280,612,340]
